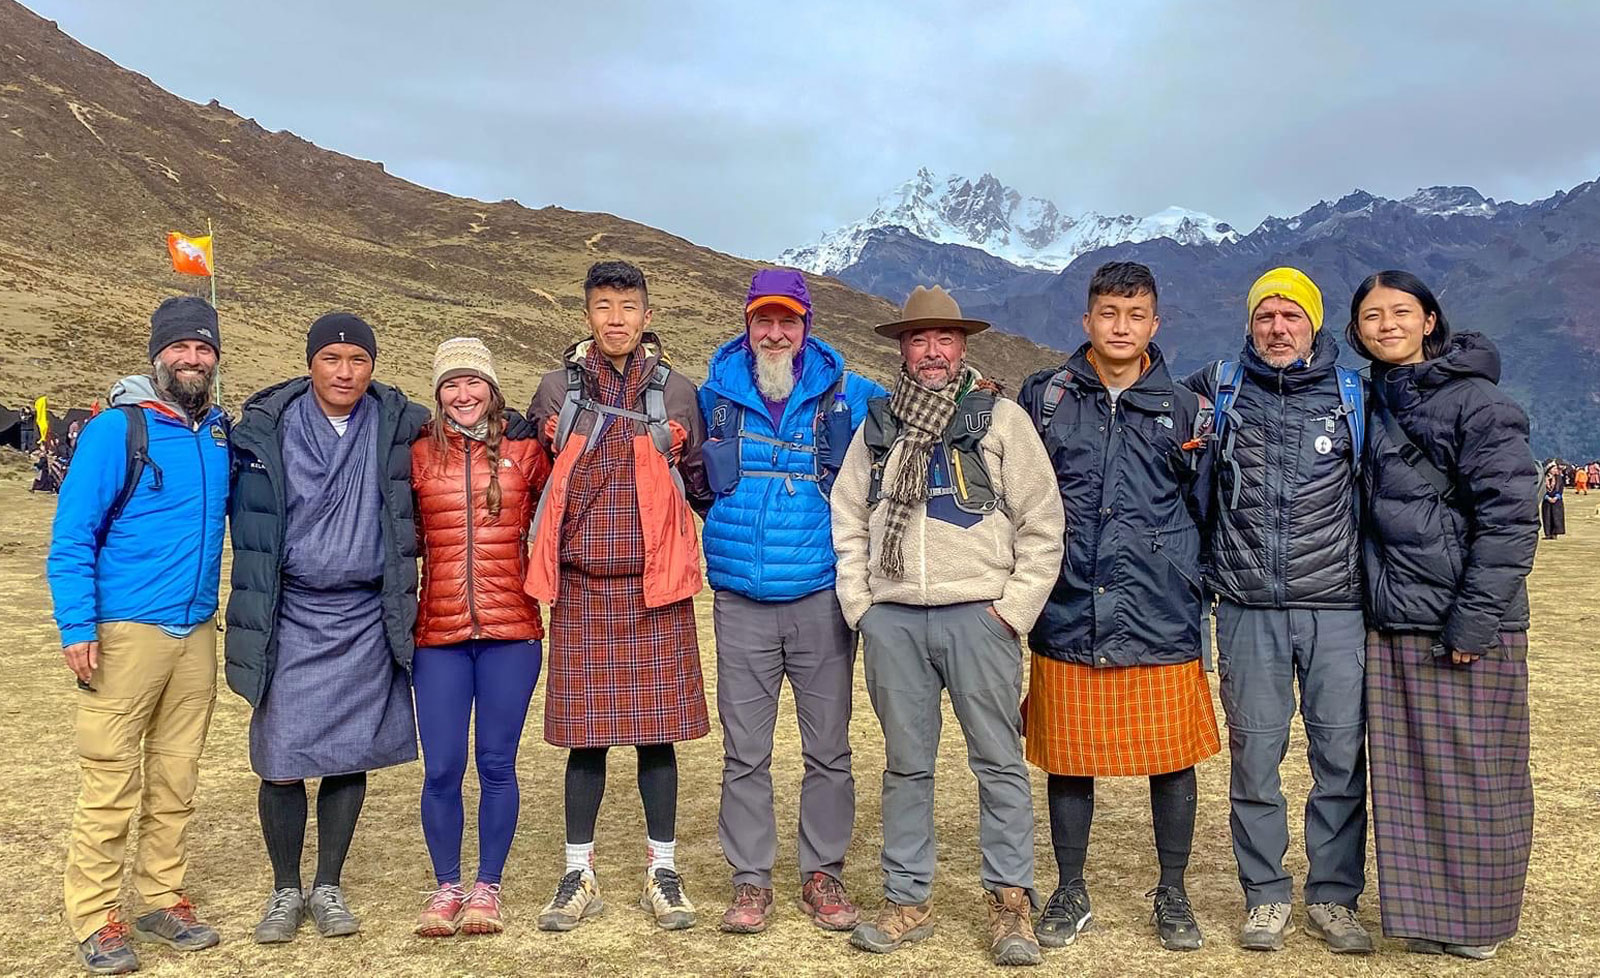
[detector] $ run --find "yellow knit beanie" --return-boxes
[1247,267,1324,332]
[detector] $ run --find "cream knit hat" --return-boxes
[432,336,500,392]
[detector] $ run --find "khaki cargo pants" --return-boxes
[64,620,217,940]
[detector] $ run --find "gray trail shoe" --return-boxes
[1306,902,1374,954]
[132,897,220,951]
[75,915,140,975]
[254,888,305,944]
[1239,901,1294,951]
[307,884,361,938]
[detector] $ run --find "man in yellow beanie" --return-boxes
[1180,267,1374,955]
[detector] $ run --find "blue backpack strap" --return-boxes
[1212,360,1246,508]
[1334,366,1366,472]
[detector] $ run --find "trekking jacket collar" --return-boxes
[1372,331,1502,414]
[1239,327,1341,392]
[705,334,844,415]
[1063,341,1175,396]
[107,374,223,428]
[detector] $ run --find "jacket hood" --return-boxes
[1373,331,1501,409]
[1239,326,1342,391]
[704,333,843,409]
[562,333,670,372]
[745,268,813,329]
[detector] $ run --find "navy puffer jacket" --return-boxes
[1361,333,1538,652]
[1019,343,1213,667]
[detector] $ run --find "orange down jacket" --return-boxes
[413,426,552,648]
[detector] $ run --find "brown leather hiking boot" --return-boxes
[987,887,1042,966]
[849,900,934,954]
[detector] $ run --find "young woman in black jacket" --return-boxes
[1348,271,1538,961]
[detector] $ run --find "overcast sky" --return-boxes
[26,0,1600,258]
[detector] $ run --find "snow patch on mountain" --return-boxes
[779,168,1238,274]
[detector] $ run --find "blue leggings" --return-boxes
[413,638,541,885]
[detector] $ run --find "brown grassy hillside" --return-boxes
[0,1,1057,413]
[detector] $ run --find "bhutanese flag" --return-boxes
[34,395,48,441]
[166,231,214,277]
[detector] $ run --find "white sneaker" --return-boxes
[640,868,696,930]
[537,870,604,931]
[1239,902,1293,951]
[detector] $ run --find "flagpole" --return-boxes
[208,217,222,409]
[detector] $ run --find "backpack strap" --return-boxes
[553,361,676,463]
[98,405,160,544]
[1334,366,1367,473]
[1212,360,1246,508]
[1038,366,1074,426]
[552,362,585,453]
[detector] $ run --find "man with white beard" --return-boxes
[698,268,885,936]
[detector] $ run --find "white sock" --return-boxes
[565,842,595,880]
[647,838,676,874]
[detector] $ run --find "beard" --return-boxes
[753,343,799,401]
[1255,337,1314,369]
[154,359,216,419]
[912,356,962,392]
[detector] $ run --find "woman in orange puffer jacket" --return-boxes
[410,338,550,938]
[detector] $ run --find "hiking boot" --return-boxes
[537,871,604,931]
[721,883,774,933]
[1148,886,1203,951]
[131,897,219,952]
[1306,902,1374,954]
[252,888,305,944]
[414,883,465,938]
[640,868,696,930]
[75,913,139,975]
[1239,901,1293,951]
[306,883,361,937]
[1035,878,1092,948]
[800,872,859,931]
[986,886,1042,966]
[849,901,934,954]
[459,882,504,936]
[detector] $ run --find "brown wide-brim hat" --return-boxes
[874,284,992,339]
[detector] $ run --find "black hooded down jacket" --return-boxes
[1361,333,1538,653]
[1182,328,1361,609]
[223,378,429,707]
[1019,343,1213,667]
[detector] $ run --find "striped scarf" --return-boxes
[877,365,966,578]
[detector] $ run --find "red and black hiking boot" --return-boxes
[720,883,774,933]
[801,872,859,931]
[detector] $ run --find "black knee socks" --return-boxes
[314,772,367,887]
[1047,768,1197,892]
[635,743,678,842]
[1150,766,1197,892]
[564,744,680,844]
[258,773,368,890]
[259,780,308,891]
[1047,774,1094,888]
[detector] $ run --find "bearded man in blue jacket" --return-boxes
[698,268,885,935]
[48,296,230,975]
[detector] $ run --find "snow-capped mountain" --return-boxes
[779,168,1238,274]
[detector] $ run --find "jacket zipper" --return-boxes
[463,440,480,637]
[186,416,209,625]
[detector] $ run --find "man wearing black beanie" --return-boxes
[226,312,428,943]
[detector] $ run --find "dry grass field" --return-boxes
[2,473,1597,977]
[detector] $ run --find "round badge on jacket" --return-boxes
[1314,435,1333,455]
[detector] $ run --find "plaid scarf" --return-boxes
[877,365,967,578]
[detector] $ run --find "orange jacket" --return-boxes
[413,426,551,647]
[523,338,708,609]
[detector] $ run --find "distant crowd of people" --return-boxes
[45,259,1540,974]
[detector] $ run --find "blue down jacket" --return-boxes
[698,335,884,601]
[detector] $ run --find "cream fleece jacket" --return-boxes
[831,394,1064,633]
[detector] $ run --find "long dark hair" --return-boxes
[427,386,508,520]
[1345,270,1452,362]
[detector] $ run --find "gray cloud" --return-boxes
[27,0,1600,256]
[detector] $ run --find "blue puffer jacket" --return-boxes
[698,336,885,601]
[48,377,231,645]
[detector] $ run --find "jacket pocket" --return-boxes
[1150,524,1202,593]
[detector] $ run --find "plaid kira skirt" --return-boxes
[1367,629,1533,945]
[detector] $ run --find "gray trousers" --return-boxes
[859,601,1034,906]
[1215,602,1368,909]
[714,589,856,888]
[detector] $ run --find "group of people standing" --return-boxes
[46,255,1538,974]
